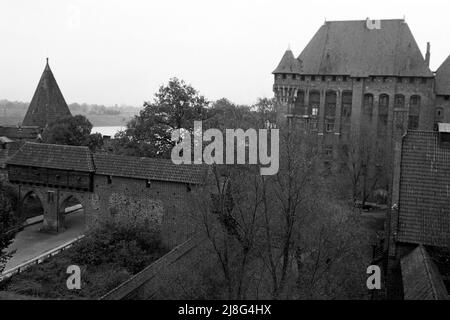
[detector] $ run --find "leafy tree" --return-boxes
[111,78,210,158]
[0,183,17,273]
[42,115,104,151]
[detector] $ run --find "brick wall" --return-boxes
[93,175,200,249]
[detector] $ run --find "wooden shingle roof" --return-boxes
[398,131,450,247]
[401,245,449,300]
[93,153,208,185]
[6,142,94,172]
[295,19,432,77]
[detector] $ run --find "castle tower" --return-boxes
[22,59,72,127]
[272,49,302,126]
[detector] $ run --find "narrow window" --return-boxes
[377,94,389,136]
[325,91,336,132]
[294,91,305,115]
[394,94,405,109]
[408,95,420,130]
[363,94,374,119]
[436,107,444,122]
[107,176,112,184]
[309,91,320,117]
[341,91,353,119]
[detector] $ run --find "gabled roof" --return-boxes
[6,142,94,172]
[93,153,208,185]
[398,131,450,247]
[401,245,449,300]
[22,60,72,127]
[273,49,302,74]
[435,55,450,95]
[297,19,432,77]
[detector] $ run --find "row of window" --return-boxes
[363,94,421,130]
[276,74,429,84]
[291,91,422,132]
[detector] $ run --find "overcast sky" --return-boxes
[1,0,449,107]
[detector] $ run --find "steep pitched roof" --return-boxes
[297,19,432,77]
[93,153,208,185]
[6,142,94,172]
[272,49,302,74]
[22,60,72,127]
[397,131,450,247]
[401,245,449,300]
[435,55,450,95]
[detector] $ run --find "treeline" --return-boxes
[0,99,140,118]
[68,103,139,116]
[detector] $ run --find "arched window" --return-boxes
[436,107,444,122]
[363,94,374,118]
[294,90,305,115]
[408,95,420,130]
[325,91,336,132]
[377,94,389,136]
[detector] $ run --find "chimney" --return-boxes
[425,42,431,67]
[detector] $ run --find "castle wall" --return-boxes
[93,175,200,249]
[274,75,437,159]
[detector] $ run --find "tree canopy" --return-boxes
[42,114,103,151]
[0,183,17,272]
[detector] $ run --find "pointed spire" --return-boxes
[22,60,72,127]
[272,49,302,74]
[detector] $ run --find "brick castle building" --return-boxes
[273,19,450,167]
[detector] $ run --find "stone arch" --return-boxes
[20,189,45,221]
[58,192,89,230]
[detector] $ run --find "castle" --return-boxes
[273,19,450,168]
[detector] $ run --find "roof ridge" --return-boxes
[418,246,440,299]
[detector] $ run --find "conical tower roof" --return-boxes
[272,49,302,74]
[22,59,72,127]
[435,55,450,96]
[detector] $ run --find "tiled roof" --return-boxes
[296,19,432,77]
[93,153,208,185]
[0,126,41,140]
[398,131,450,247]
[6,142,94,172]
[5,143,209,184]
[401,245,449,300]
[435,55,450,96]
[272,49,302,74]
[0,142,22,169]
[22,60,72,127]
